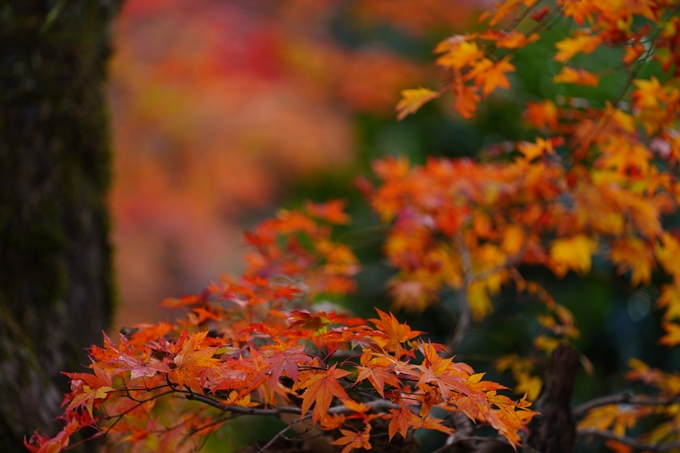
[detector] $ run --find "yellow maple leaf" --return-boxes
[436,41,484,69]
[554,34,602,62]
[632,76,664,109]
[467,279,494,321]
[552,66,599,87]
[514,372,542,401]
[609,237,653,286]
[660,322,680,347]
[517,137,554,161]
[578,405,620,431]
[655,233,680,280]
[501,225,526,255]
[549,235,597,277]
[534,335,560,353]
[658,285,680,321]
[396,88,440,121]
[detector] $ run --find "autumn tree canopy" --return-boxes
[25,0,680,452]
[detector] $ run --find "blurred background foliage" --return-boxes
[109,1,678,451]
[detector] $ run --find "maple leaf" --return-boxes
[554,34,602,62]
[386,405,415,441]
[495,30,540,49]
[320,413,346,430]
[355,349,402,397]
[655,233,680,280]
[467,280,494,321]
[558,0,596,25]
[514,372,542,401]
[369,309,423,357]
[469,56,516,97]
[479,0,521,27]
[64,364,115,417]
[452,84,481,119]
[24,419,79,453]
[416,342,471,401]
[632,77,664,109]
[409,415,454,435]
[660,322,680,347]
[169,330,218,392]
[609,237,653,285]
[578,405,637,436]
[299,365,351,424]
[657,285,680,321]
[549,235,597,277]
[244,342,312,396]
[436,41,484,69]
[396,88,440,121]
[552,66,599,86]
[523,100,559,130]
[331,424,372,453]
[517,137,554,161]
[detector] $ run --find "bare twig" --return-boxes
[428,434,510,453]
[259,420,300,452]
[578,428,680,451]
[183,394,399,417]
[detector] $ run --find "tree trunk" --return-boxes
[0,1,122,450]
[527,344,580,453]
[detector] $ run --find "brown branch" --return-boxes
[183,394,399,417]
[573,393,680,419]
[578,428,680,451]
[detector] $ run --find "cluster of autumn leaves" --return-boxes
[26,0,680,452]
[25,204,535,453]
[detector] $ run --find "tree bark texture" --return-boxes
[0,1,122,450]
[527,344,580,453]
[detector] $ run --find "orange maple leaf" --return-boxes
[410,415,454,435]
[387,405,415,441]
[64,364,114,417]
[524,100,558,130]
[369,309,423,357]
[469,56,516,97]
[355,349,402,397]
[416,342,470,401]
[552,66,599,86]
[331,424,372,453]
[453,84,481,119]
[169,331,218,392]
[299,365,351,424]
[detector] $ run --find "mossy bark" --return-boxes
[0,0,122,450]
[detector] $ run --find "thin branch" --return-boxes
[182,394,399,417]
[573,393,680,419]
[259,418,303,452]
[446,234,474,353]
[578,428,680,451]
[447,233,529,353]
[428,434,510,453]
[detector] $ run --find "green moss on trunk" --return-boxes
[0,1,122,450]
